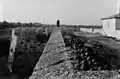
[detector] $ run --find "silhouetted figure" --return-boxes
[57,20,60,27]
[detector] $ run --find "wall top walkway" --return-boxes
[29,27,72,79]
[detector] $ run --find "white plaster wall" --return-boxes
[111,30,120,39]
[102,19,120,39]
[80,28,104,34]
[102,19,116,36]
[79,19,120,39]
[92,29,104,34]
[80,28,93,32]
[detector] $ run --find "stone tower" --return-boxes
[0,1,2,21]
[116,0,120,13]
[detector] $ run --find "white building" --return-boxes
[101,0,120,39]
[101,13,120,39]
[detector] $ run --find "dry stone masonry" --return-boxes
[29,27,73,79]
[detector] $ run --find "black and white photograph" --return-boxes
[0,0,120,79]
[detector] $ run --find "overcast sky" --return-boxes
[0,0,118,25]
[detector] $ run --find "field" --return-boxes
[0,24,120,79]
[29,26,120,79]
[0,26,52,79]
[12,27,52,79]
[0,28,13,78]
[62,30,120,70]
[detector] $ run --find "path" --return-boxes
[29,27,73,79]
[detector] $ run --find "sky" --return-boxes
[0,0,118,25]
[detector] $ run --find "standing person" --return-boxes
[57,20,60,27]
[92,27,94,32]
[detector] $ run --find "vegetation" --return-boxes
[0,21,44,29]
[62,30,118,71]
[12,27,51,78]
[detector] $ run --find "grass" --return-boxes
[12,27,51,79]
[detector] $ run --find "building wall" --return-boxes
[102,19,116,36]
[102,19,120,39]
[80,28,104,34]
[80,28,93,33]
[116,19,120,30]
[112,31,120,39]
[92,28,104,34]
[79,18,120,39]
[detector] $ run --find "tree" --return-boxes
[1,21,8,29]
[17,22,21,27]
